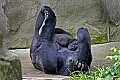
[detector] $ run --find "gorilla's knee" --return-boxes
[53,34,73,47]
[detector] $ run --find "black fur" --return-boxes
[35,6,58,74]
[30,6,45,69]
[57,48,78,76]
[30,5,58,74]
[30,5,92,75]
[75,27,92,73]
[68,39,78,51]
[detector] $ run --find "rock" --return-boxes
[91,42,120,69]
[0,48,22,80]
[0,12,22,80]
[0,0,120,48]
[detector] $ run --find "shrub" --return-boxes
[70,47,120,80]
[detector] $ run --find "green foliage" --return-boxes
[106,46,120,61]
[70,47,120,80]
[67,28,76,37]
[91,33,107,44]
[8,44,30,50]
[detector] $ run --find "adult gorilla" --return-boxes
[30,5,78,75]
[30,5,92,75]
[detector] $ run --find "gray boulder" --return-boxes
[1,0,120,48]
[0,48,22,80]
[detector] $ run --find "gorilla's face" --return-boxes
[64,54,78,75]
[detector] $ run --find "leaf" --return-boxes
[106,56,113,60]
[117,50,120,55]
[104,75,113,80]
[106,55,120,61]
[97,78,104,80]
[112,55,119,60]
[110,47,117,53]
[118,55,120,60]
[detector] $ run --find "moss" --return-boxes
[0,49,22,80]
[8,44,30,50]
[8,38,30,49]
[67,28,76,37]
[91,33,107,44]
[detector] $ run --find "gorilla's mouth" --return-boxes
[39,10,49,35]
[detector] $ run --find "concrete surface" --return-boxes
[10,42,120,80]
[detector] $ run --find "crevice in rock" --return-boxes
[1,0,10,32]
[2,0,41,33]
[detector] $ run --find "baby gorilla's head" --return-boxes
[68,39,78,51]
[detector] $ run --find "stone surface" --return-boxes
[0,48,22,80]
[91,42,120,69]
[10,42,120,79]
[0,8,22,80]
[0,0,120,48]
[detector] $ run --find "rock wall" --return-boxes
[0,4,22,79]
[0,0,120,48]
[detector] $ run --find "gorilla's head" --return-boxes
[64,54,78,76]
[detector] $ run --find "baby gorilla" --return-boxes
[68,39,78,51]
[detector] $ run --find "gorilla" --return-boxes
[57,48,78,76]
[75,27,92,73]
[53,28,74,48]
[54,28,72,36]
[68,39,78,51]
[53,34,73,47]
[30,5,92,76]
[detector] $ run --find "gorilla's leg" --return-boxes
[33,5,58,74]
[30,7,45,69]
[75,27,92,73]
[53,34,74,47]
